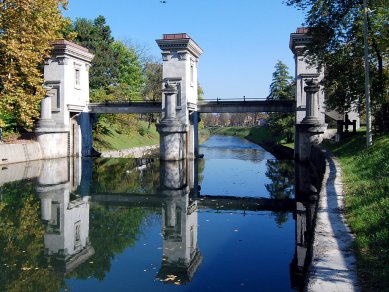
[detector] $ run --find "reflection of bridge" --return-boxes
[90,193,294,212]
[88,99,295,114]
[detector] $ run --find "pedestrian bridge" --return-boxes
[88,98,295,114]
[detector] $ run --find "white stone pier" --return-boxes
[156,34,203,161]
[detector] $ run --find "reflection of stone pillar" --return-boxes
[157,83,187,161]
[290,162,319,290]
[295,79,325,162]
[160,160,186,191]
[157,160,202,284]
[40,195,52,221]
[37,158,94,273]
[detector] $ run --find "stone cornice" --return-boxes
[50,40,94,64]
[156,38,203,58]
[289,33,312,54]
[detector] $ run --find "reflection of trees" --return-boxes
[265,160,295,226]
[197,159,205,184]
[0,180,65,292]
[91,158,160,194]
[69,204,158,280]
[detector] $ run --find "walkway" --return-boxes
[307,150,359,291]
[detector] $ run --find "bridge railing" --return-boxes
[201,97,268,103]
[88,99,162,107]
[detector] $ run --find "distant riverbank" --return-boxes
[204,126,293,159]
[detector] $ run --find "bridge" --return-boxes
[89,99,295,114]
[36,31,343,162]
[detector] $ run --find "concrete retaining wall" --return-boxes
[0,142,42,165]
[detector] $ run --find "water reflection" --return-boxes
[0,138,320,291]
[290,163,320,290]
[157,161,202,284]
[36,158,94,274]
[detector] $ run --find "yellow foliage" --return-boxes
[0,0,70,129]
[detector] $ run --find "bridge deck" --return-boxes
[88,100,295,114]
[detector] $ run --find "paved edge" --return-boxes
[306,150,360,292]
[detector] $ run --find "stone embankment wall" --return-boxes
[0,142,159,167]
[306,145,359,292]
[0,142,42,165]
[100,145,159,158]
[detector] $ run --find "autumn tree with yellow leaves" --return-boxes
[0,0,71,130]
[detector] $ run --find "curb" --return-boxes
[306,150,359,292]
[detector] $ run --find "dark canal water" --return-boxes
[0,135,315,291]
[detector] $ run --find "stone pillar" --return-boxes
[156,34,203,160]
[295,79,325,162]
[157,82,187,161]
[37,86,56,128]
[193,112,199,158]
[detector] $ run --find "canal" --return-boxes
[0,135,315,291]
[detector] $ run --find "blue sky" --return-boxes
[64,0,306,99]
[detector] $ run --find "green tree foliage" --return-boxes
[267,61,295,143]
[0,0,71,130]
[73,16,117,91]
[267,60,294,101]
[0,180,65,291]
[71,16,150,139]
[142,61,163,101]
[286,0,389,120]
[111,41,144,100]
[265,159,295,226]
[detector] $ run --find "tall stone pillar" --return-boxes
[156,33,203,160]
[157,82,187,161]
[295,79,325,162]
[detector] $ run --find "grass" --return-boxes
[94,120,159,152]
[324,129,389,291]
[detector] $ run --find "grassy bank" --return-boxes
[94,120,159,152]
[324,131,389,291]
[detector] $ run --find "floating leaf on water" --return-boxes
[89,261,94,264]
[234,229,239,232]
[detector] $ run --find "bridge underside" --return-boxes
[88,100,295,114]
[91,193,295,212]
[197,100,295,113]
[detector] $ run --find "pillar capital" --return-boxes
[303,78,320,94]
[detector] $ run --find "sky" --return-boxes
[63,0,306,99]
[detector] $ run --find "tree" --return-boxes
[267,60,294,101]
[285,0,389,122]
[267,61,295,143]
[73,16,117,92]
[142,61,163,101]
[0,0,71,130]
[111,41,144,100]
